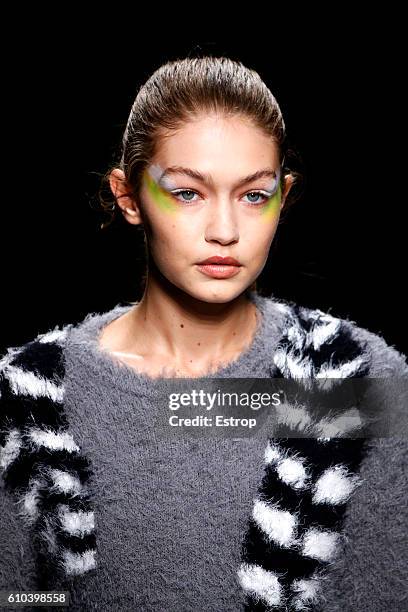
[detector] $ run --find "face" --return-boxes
[116,113,293,303]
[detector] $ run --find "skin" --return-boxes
[99,113,294,377]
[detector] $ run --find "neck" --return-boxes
[112,271,260,372]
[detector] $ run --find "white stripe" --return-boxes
[0,346,25,370]
[253,499,297,547]
[317,357,366,380]
[274,352,314,382]
[237,562,282,607]
[302,528,339,561]
[277,457,309,490]
[292,576,320,610]
[316,408,363,438]
[5,366,64,402]
[287,325,304,351]
[264,440,282,464]
[18,478,42,523]
[275,404,312,432]
[49,469,83,495]
[38,328,68,344]
[303,308,324,322]
[63,549,96,575]
[29,428,80,452]
[58,505,95,536]
[309,317,341,351]
[313,465,360,505]
[0,429,22,470]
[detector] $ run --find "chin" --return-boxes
[190,284,249,304]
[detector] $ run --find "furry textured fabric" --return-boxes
[237,301,371,610]
[0,293,407,611]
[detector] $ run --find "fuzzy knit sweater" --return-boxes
[1,292,407,612]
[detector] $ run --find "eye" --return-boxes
[170,188,276,206]
[243,190,272,206]
[171,189,200,204]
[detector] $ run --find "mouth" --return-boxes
[196,263,242,279]
[197,256,242,266]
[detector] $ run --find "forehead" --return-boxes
[154,114,279,170]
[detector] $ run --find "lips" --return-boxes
[197,256,241,266]
[196,256,242,279]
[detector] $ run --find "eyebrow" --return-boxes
[159,166,278,188]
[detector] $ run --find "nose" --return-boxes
[204,196,239,245]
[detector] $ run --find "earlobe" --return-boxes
[123,207,138,217]
[109,168,142,224]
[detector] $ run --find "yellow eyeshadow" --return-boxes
[143,169,178,214]
[143,167,282,219]
[260,183,282,220]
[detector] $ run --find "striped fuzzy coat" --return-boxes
[0,300,403,610]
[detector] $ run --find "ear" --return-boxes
[280,173,295,210]
[109,168,143,225]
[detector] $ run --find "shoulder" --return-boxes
[0,321,74,467]
[259,294,408,377]
[0,321,73,515]
[0,302,137,393]
[340,316,408,377]
[0,321,73,396]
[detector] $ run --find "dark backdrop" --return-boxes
[2,23,405,358]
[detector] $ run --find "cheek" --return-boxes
[147,219,190,263]
[141,171,193,253]
[241,217,279,266]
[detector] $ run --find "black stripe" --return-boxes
[8,340,66,381]
[259,466,308,514]
[274,437,369,479]
[258,467,348,534]
[1,392,67,429]
[3,446,92,491]
[42,490,94,513]
[55,531,96,554]
[241,520,320,581]
[275,307,370,375]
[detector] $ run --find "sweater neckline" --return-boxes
[66,291,284,396]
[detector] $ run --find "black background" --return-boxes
[1,17,406,357]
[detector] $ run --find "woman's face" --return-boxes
[119,113,293,303]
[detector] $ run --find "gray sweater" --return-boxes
[1,292,407,611]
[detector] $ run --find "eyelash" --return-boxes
[170,189,274,206]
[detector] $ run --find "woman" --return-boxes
[1,56,407,611]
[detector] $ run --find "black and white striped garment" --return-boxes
[238,302,371,611]
[0,323,96,582]
[0,301,371,609]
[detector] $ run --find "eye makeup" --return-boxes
[147,163,179,191]
[259,168,282,221]
[143,164,179,214]
[143,163,283,218]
